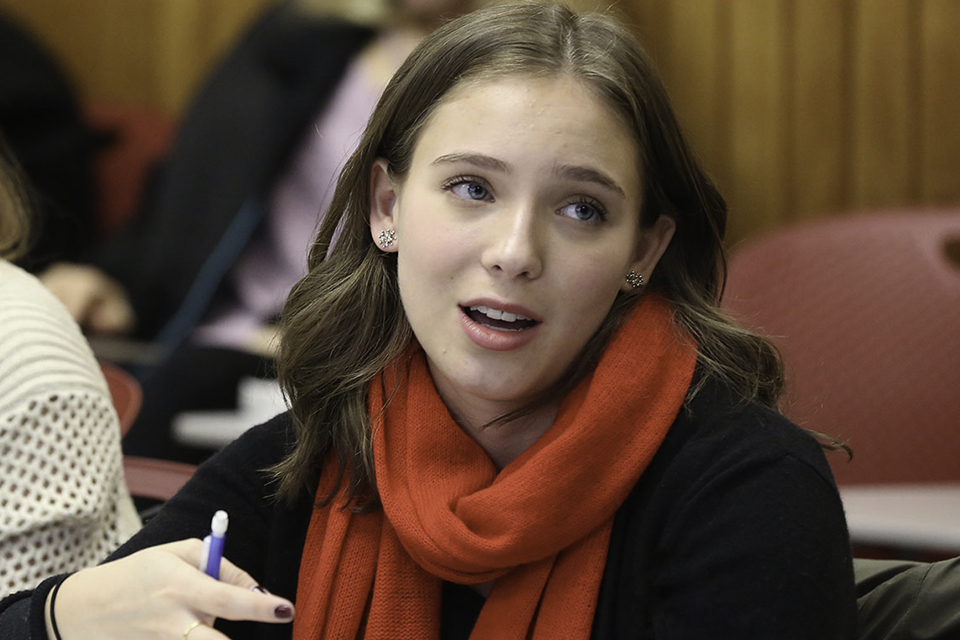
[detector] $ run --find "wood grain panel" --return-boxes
[851,0,918,208]
[727,0,791,241]
[661,1,726,176]
[919,0,960,203]
[792,0,849,219]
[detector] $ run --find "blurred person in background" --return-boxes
[0,136,139,599]
[40,0,479,464]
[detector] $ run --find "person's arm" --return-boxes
[38,263,135,335]
[0,414,298,639]
[43,539,293,640]
[856,556,960,640]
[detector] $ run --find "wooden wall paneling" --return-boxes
[919,0,960,204]
[627,0,673,68]
[726,0,792,242]
[152,0,203,116]
[626,2,737,245]
[791,0,850,220]
[661,1,727,185]
[95,0,169,109]
[851,0,918,209]
[7,0,955,239]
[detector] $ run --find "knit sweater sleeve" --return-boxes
[0,262,141,599]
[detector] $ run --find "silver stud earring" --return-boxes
[378,228,397,249]
[626,270,644,289]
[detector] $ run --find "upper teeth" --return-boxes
[470,305,531,323]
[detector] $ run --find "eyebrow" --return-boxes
[555,164,626,198]
[431,152,509,173]
[431,152,626,198]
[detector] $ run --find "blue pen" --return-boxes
[200,510,228,579]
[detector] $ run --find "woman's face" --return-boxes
[370,75,674,427]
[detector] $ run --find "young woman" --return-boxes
[0,2,857,638]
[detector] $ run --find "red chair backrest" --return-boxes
[99,360,142,439]
[723,210,960,485]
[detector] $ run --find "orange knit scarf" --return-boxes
[292,295,696,640]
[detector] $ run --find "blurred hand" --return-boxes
[246,324,281,358]
[40,263,135,335]
[46,539,295,640]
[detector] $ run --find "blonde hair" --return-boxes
[0,138,33,261]
[273,1,786,504]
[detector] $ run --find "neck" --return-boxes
[453,403,560,470]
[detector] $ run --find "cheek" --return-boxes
[563,252,631,302]
[398,210,469,278]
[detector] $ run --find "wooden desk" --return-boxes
[840,484,960,554]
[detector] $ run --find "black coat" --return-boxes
[93,3,374,340]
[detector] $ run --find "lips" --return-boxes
[464,304,539,332]
[458,301,541,351]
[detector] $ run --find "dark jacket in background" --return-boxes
[92,1,374,341]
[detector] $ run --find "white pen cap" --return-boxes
[211,510,229,536]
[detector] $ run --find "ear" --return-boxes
[621,215,676,292]
[370,158,400,252]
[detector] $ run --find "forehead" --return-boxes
[410,74,642,185]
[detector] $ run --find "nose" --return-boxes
[480,205,544,280]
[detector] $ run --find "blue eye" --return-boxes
[559,200,606,223]
[445,177,493,202]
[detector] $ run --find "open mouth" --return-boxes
[463,305,539,332]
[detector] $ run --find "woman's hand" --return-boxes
[45,539,295,640]
[39,263,135,335]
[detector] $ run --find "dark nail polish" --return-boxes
[251,585,270,594]
[274,604,293,619]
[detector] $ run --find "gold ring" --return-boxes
[183,620,204,639]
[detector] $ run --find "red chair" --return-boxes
[99,360,197,501]
[99,360,142,438]
[121,456,199,503]
[722,210,960,486]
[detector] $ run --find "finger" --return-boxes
[180,619,232,640]
[164,537,208,565]
[162,541,295,624]
[38,264,95,320]
[163,540,259,589]
[195,581,295,624]
[89,295,135,334]
[217,556,260,590]
[51,283,93,322]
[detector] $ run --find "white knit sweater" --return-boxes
[0,261,140,597]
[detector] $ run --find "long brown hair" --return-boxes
[273,1,785,504]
